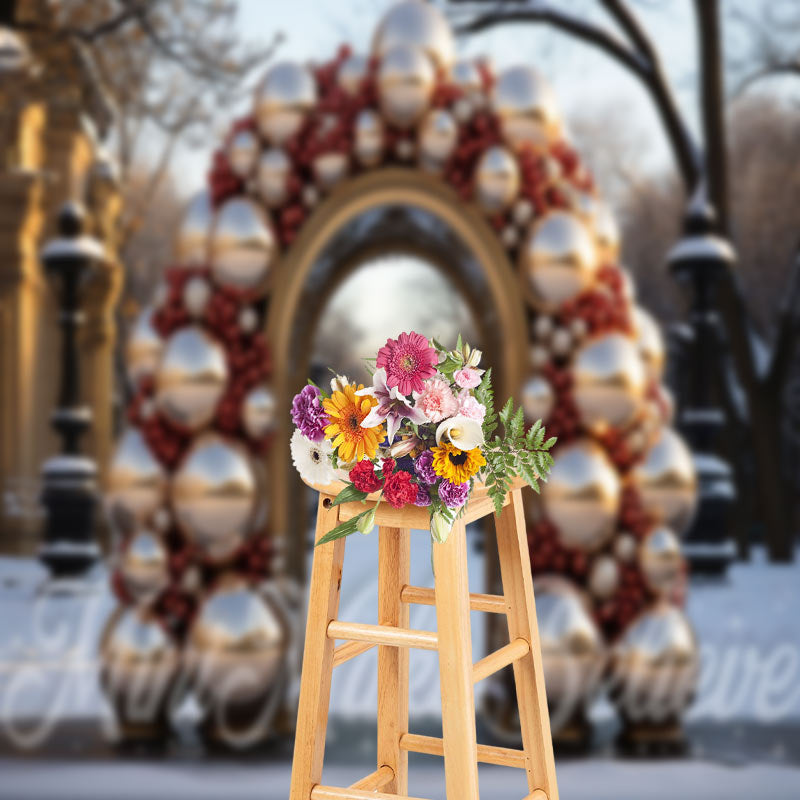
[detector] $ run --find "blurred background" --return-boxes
[0,0,799,798]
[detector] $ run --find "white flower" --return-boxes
[330,374,350,393]
[435,415,485,451]
[290,429,336,486]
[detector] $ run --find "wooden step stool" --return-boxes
[289,479,559,800]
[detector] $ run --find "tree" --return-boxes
[449,0,800,559]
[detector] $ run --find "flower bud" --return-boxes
[356,507,376,536]
[430,511,453,544]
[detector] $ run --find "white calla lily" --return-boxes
[435,415,485,450]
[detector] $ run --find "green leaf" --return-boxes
[499,397,514,428]
[544,436,557,450]
[316,509,374,546]
[331,484,369,506]
[510,405,525,439]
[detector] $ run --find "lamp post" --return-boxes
[667,193,737,574]
[39,203,104,577]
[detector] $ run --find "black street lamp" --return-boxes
[667,193,737,574]
[39,203,104,577]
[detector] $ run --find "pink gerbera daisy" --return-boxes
[376,332,438,396]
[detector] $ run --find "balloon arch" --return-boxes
[104,1,699,749]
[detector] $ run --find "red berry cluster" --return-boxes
[233,535,278,583]
[597,428,639,472]
[619,485,654,539]
[558,267,633,337]
[539,363,580,441]
[528,517,589,580]
[153,586,198,639]
[444,111,503,202]
[597,562,650,639]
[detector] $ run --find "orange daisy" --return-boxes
[323,383,384,463]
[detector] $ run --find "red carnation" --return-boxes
[381,457,396,478]
[349,459,383,493]
[383,470,418,509]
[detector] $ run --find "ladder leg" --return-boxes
[495,489,559,800]
[290,495,347,800]
[433,519,480,800]
[377,526,411,794]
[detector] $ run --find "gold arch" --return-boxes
[267,168,528,576]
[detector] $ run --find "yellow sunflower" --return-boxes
[431,443,486,484]
[323,383,384,463]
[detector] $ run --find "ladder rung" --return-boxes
[399,732,527,769]
[349,765,394,791]
[472,637,530,684]
[311,787,429,800]
[332,640,375,668]
[400,584,507,614]
[525,792,548,800]
[327,620,438,651]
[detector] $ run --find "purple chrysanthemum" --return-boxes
[414,484,432,507]
[438,479,469,509]
[414,450,437,485]
[291,384,329,442]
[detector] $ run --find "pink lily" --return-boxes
[356,368,428,443]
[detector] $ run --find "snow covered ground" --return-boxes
[1,538,799,798]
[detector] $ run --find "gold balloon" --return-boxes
[119,529,170,604]
[610,604,698,723]
[372,0,455,70]
[377,44,435,129]
[492,65,561,152]
[106,428,167,531]
[450,59,483,98]
[639,525,684,597]
[155,327,228,431]
[474,146,520,212]
[522,211,598,309]
[256,148,291,208]
[588,554,620,599]
[595,200,620,263]
[126,306,163,387]
[254,60,317,145]
[338,53,368,95]
[522,375,554,423]
[534,576,606,709]
[210,197,276,294]
[542,439,621,552]
[418,108,458,171]
[185,575,288,742]
[226,128,260,178]
[242,384,277,439]
[354,109,385,167]
[313,151,349,190]
[174,189,213,267]
[100,606,182,737]
[633,307,666,380]
[171,434,258,562]
[572,332,646,433]
[630,428,698,535]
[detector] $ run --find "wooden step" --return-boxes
[525,792,548,800]
[332,640,375,667]
[400,584,507,614]
[399,732,527,769]
[327,620,438,650]
[348,766,394,791]
[311,787,429,800]
[472,637,530,683]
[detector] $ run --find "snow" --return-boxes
[0,758,799,800]
[1,544,799,798]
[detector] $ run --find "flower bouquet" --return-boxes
[290,332,556,546]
